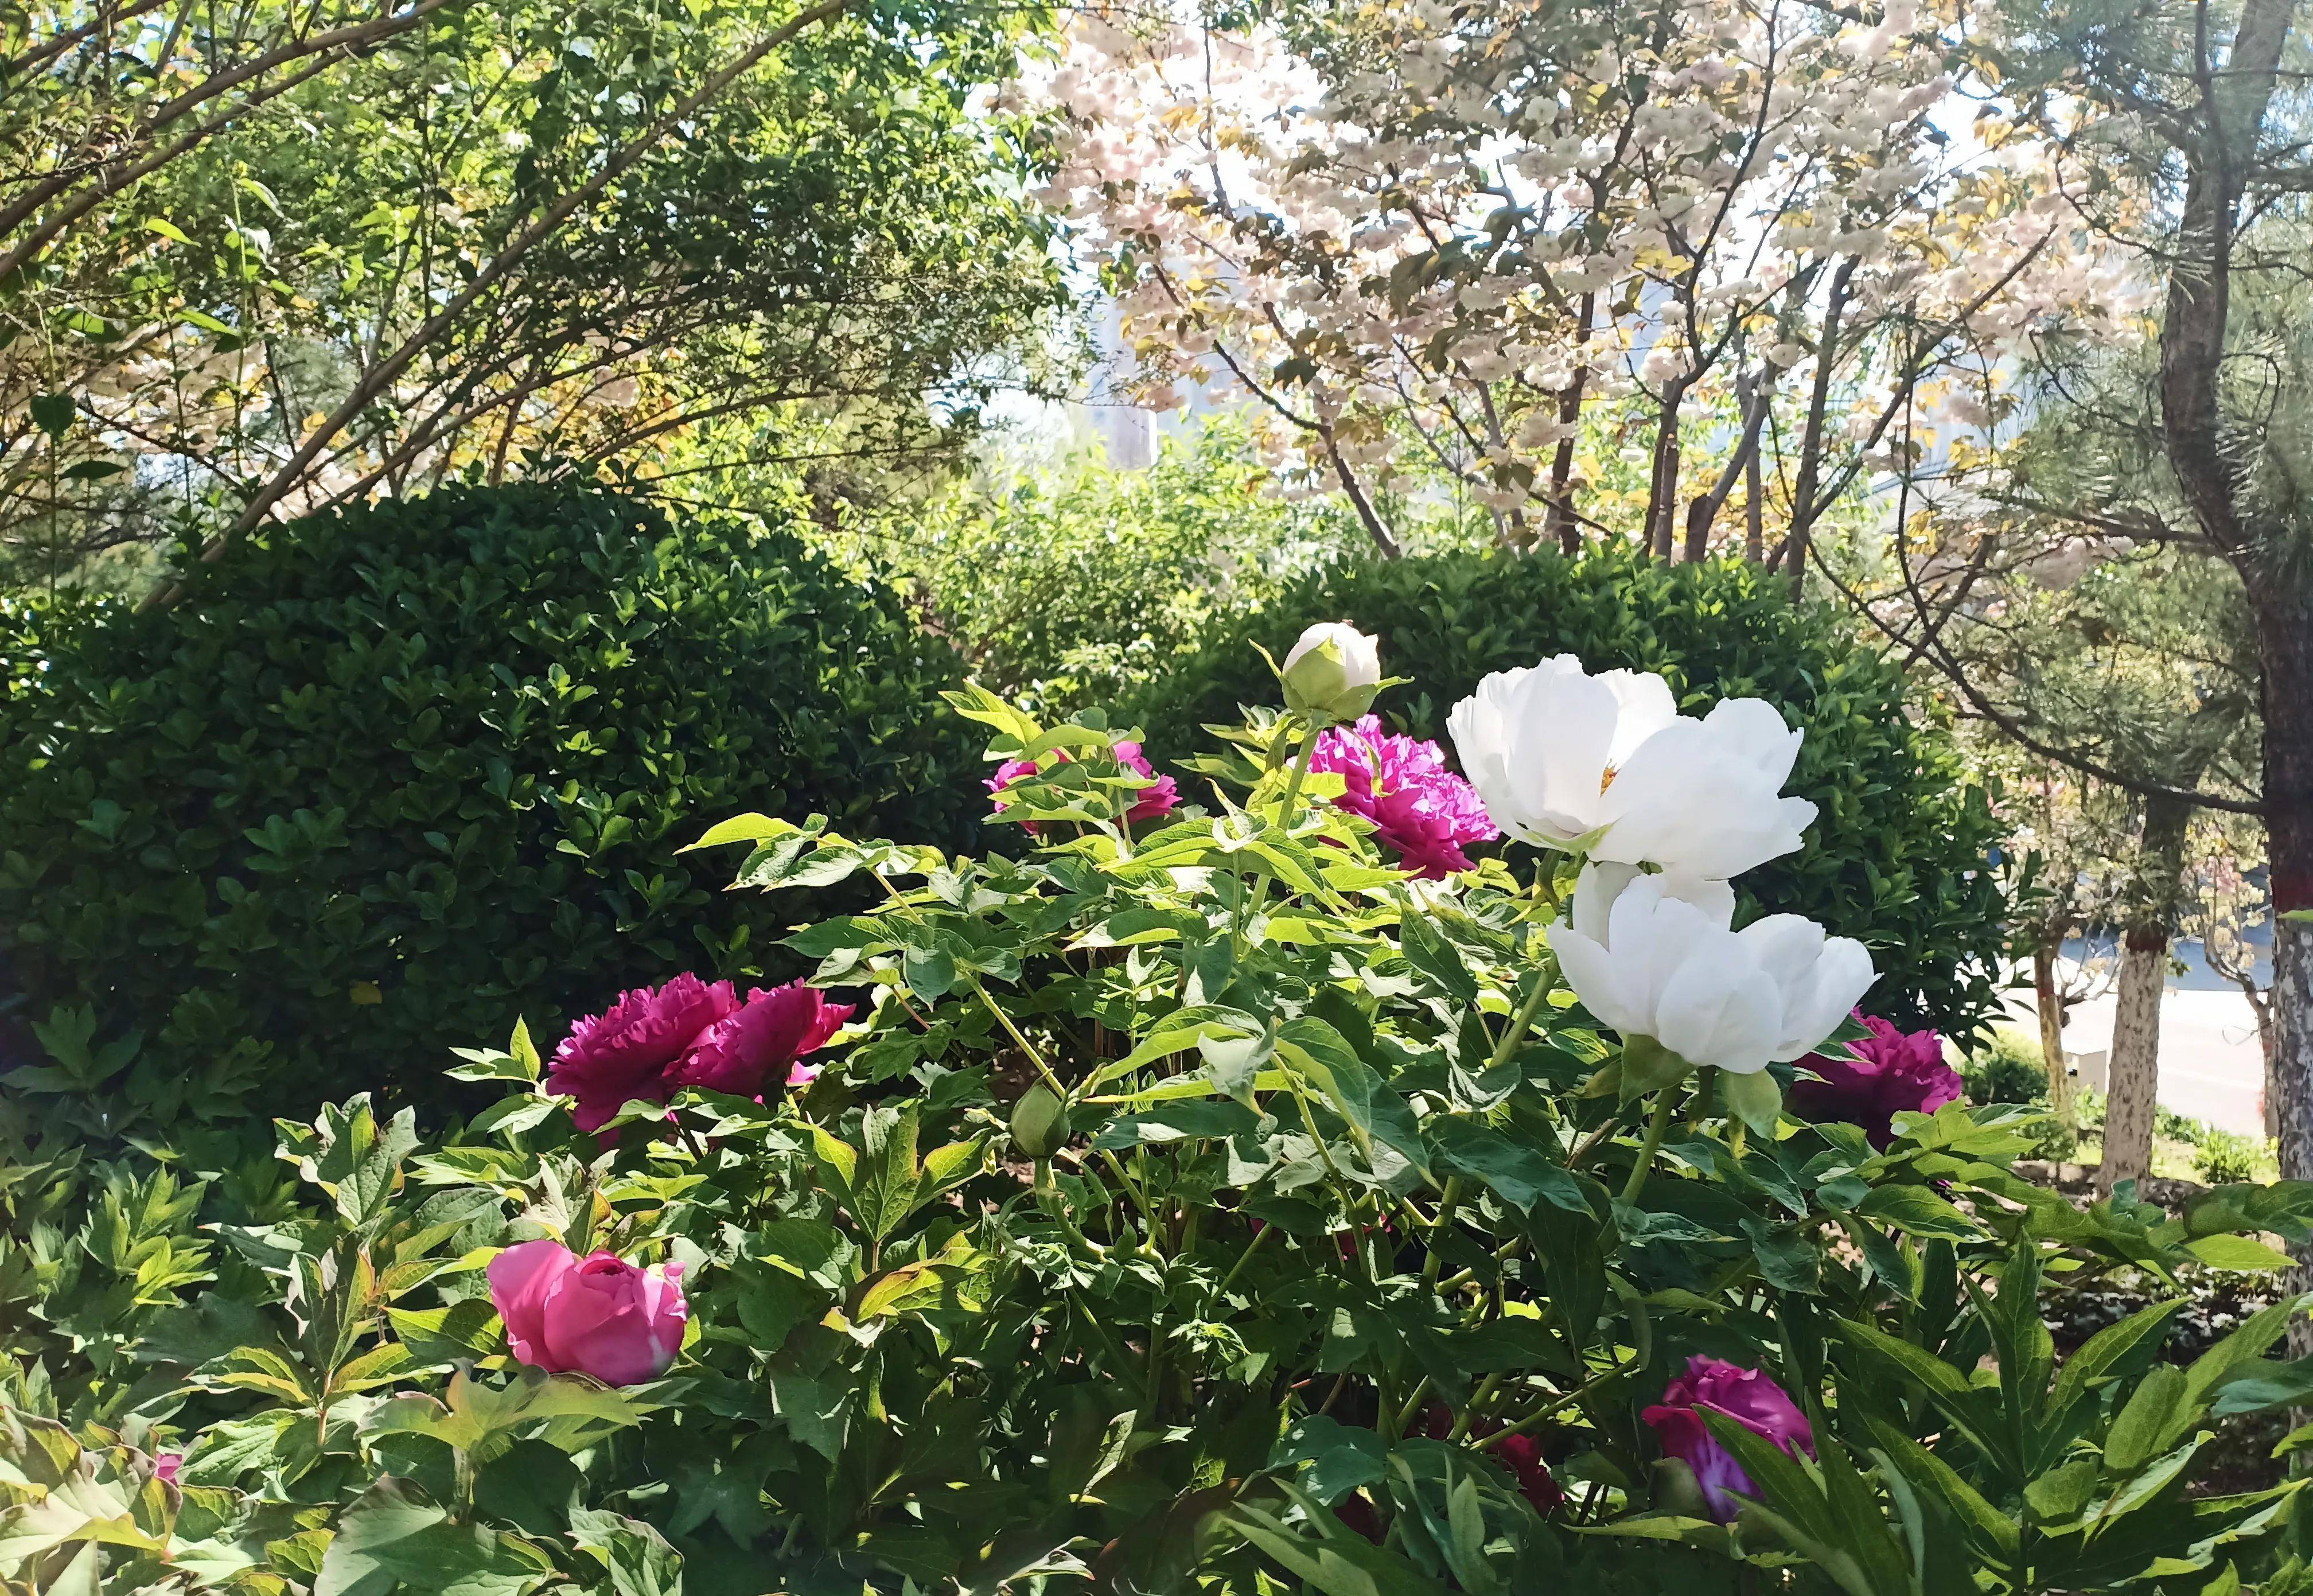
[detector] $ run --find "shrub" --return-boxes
[2196,1127,2273,1186]
[838,418,1369,714]
[1961,1025,2052,1105]
[1130,546,2009,1038]
[0,484,981,1123]
[6,654,2307,1596]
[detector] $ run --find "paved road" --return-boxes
[2007,946,2269,1137]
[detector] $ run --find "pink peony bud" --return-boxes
[486,1239,688,1387]
[987,742,1179,827]
[1642,1356,1813,1522]
[1788,1011,1960,1146]
[546,974,738,1134]
[670,979,853,1096]
[1306,715,1497,879]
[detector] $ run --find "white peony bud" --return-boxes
[1279,622,1382,724]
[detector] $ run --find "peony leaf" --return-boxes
[1854,1184,1979,1241]
[1428,1118,1589,1214]
[566,1507,682,1596]
[2104,1365,2191,1474]
[683,812,805,851]
[2186,1235,2296,1272]
[1719,1066,1781,1134]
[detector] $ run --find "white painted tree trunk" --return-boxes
[2098,795,2194,1198]
[2099,929,2167,1195]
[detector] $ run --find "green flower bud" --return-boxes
[1009,1083,1070,1158]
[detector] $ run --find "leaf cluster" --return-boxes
[2,679,2306,1595]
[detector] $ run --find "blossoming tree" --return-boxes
[1034,0,2129,570]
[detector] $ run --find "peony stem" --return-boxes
[1034,1158,1107,1260]
[1568,1105,1627,1168]
[1273,721,1324,819]
[967,975,1072,1103]
[1212,1214,1274,1302]
[1487,971,1553,1073]
[1242,722,1323,935]
[1420,1177,1462,1289]
[1621,1088,1680,1203]
[1446,1372,1502,1442]
[1390,1374,1431,1440]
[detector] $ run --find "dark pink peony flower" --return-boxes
[1489,1430,1567,1516]
[488,1239,687,1387]
[153,1451,181,1486]
[546,974,738,1134]
[1306,715,1498,878]
[1416,1407,1563,1515]
[1642,1356,1813,1522]
[987,742,1178,827]
[1788,1011,1960,1146]
[1337,1408,1562,1540]
[670,979,853,1097]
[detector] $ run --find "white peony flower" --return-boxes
[1548,870,1875,1075]
[1446,656,1818,879]
[1447,655,1676,850]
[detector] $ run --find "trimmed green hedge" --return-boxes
[1127,546,2008,1037]
[0,483,980,1119]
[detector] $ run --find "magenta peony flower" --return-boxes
[546,974,738,1134]
[1642,1356,1813,1522]
[1788,1011,1960,1146]
[153,1451,181,1486]
[987,742,1178,827]
[670,979,854,1096]
[487,1239,688,1387]
[1306,715,1498,878]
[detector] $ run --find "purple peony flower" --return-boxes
[987,741,1178,827]
[670,979,854,1097]
[547,974,739,1134]
[1788,1010,1960,1146]
[1642,1356,1814,1522]
[1306,715,1498,878]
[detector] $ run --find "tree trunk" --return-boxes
[2262,585,2313,1203]
[2133,0,2308,1344]
[2261,992,2279,1140]
[1743,377,1765,564]
[2033,925,2074,1133]
[1545,291,1596,556]
[2101,927,2169,1196]
[1646,383,1683,559]
[2098,795,2194,1196]
[1785,260,1856,598]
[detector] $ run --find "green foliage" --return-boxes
[5,676,2306,1595]
[2,0,1065,588]
[1132,545,2010,1038]
[2194,1130,2271,1188]
[1962,1027,2053,1107]
[1959,1029,2088,1161]
[836,419,1370,713]
[0,482,981,1120]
